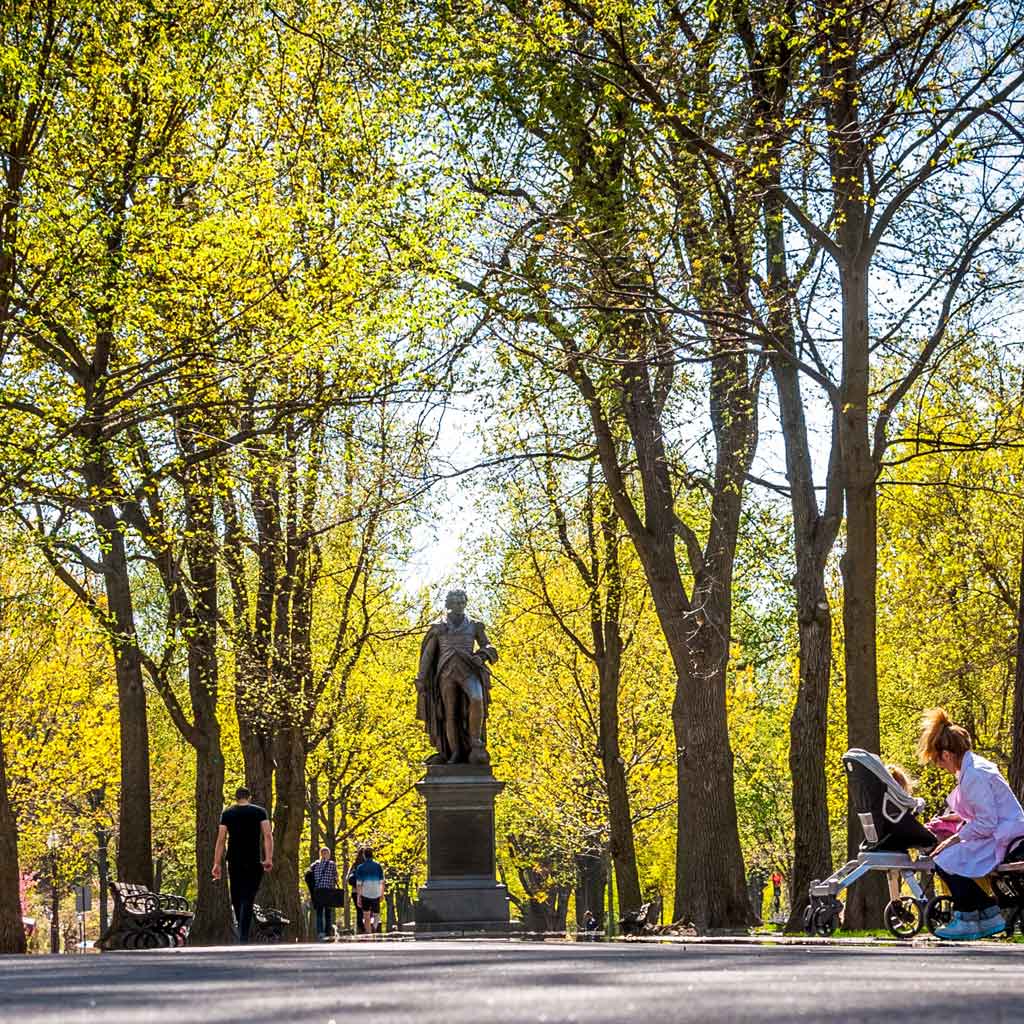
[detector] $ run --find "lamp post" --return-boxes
[47,831,60,954]
[85,788,110,938]
[96,827,110,937]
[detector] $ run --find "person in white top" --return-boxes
[918,708,1024,940]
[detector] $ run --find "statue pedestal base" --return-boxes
[413,764,511,934]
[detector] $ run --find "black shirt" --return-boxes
[220,802,268,864]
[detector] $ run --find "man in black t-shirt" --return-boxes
[212,787,273,943]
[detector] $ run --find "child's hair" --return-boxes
[886,764,916,793]
[916,707,972,766]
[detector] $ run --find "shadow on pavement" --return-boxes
[2,942,1024,1023]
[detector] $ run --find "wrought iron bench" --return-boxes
[251,904,289,943]
[619,901,654,937]
[97,882,194,950]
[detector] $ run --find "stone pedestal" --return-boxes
[413,764,511,934]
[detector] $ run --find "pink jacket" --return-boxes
[935,751,1024,877]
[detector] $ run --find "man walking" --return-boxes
[346,848,367,934]
[213,787,272,943]
[354,847,385,936]
[308,846,339,940]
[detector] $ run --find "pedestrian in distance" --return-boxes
[354,847,385,936]
[347,847,367,934]
[746,868,766,925]
[770,870,783,915]
[212,786,273,944]
[308,846,339,940]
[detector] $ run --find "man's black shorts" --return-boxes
[360,896,381,913]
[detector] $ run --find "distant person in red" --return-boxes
[770,870,783,915]
[212,787,273,943]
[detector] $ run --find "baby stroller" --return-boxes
[806,749,1024,938]
[806,749,938,938]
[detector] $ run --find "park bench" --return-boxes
[250,904,289,943]
[619,901,654,937]
[97,882,193,950]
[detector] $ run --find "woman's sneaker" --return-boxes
[977,906,1007,938]
[935,911,983,940]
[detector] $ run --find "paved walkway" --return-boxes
[3,939,1024,1023]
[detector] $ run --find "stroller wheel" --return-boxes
[802,904,814,936]
[883,897,923,939]
[812,904,839,936]
[1004,907,1021,937]
[924,895,954,936]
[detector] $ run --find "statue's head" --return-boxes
[445,589,468,616]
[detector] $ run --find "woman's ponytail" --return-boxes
[917,707,972,765]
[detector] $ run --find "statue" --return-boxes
[415,589,498,765]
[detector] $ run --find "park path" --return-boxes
[2,939,1024,1023]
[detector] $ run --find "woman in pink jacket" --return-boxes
[918,708,1024,940]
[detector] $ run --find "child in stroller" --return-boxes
[887,764,961,841]
[805,748,1024,938]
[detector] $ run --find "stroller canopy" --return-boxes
[843,749,935,853]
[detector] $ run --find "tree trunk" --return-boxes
[1010,522,1024,801]
[515,855,570,934]
[641,560,750,930]
[177,451,234,945]
[264,725,306,940]
[581,345,753,930]
[598,653,642,916]
[595,501,643,917]
[583,435,752,928]
[606,853,616,936]
[840,478,886,928]
[547,85,756,929]
[237,714,275,816]
[762,167,839,932]
[95,509,154,888]
[0,724,26,953]
[838,260,884,929]
[769,327,835,933]
[672,663,750,930]
[96,829,110,938]
[308,775,321,866]
[190,740,234,944]
[340,792,352,933]
[785,592,834,930]
[223,487,277,815]
[49,868,59,954]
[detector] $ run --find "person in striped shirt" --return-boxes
[309,847,339,939]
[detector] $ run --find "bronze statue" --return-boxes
[415,589,498,765]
